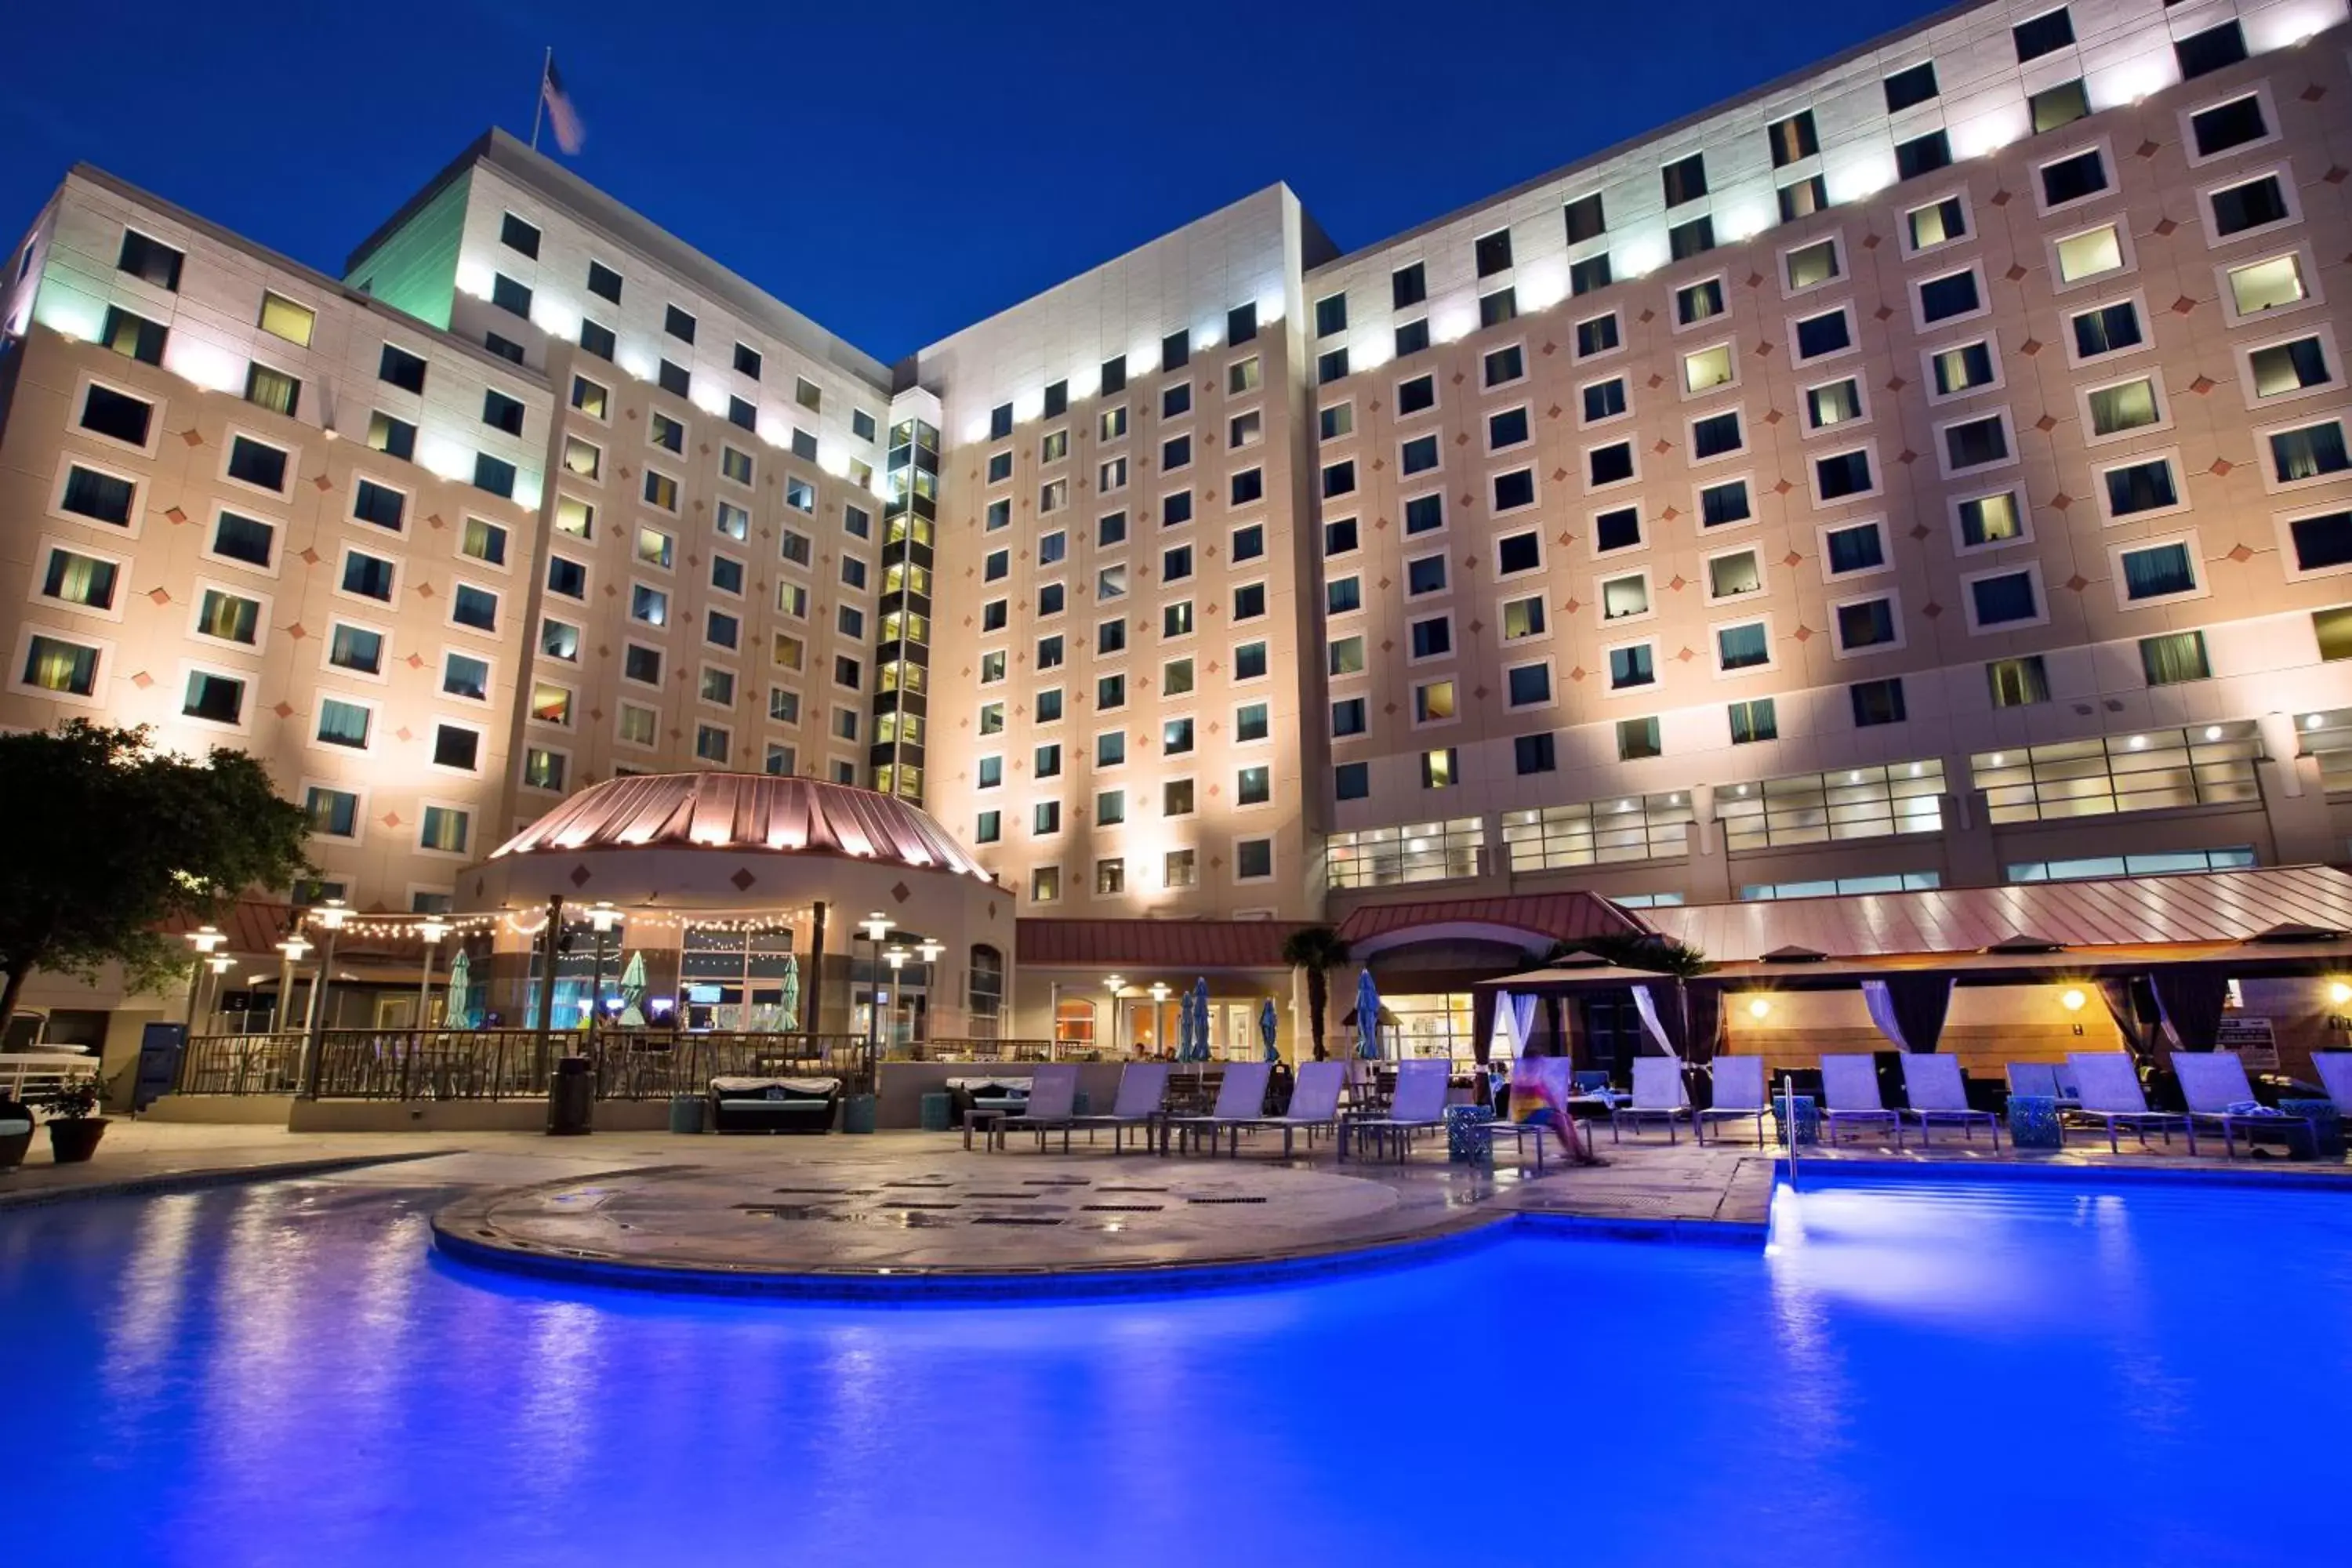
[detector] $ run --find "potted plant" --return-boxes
[0,1095,31,1169]
[45,1077,107,1163]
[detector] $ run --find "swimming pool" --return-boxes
[5,1170,2348,1566]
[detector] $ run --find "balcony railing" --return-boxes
[176,1030,1076,1098]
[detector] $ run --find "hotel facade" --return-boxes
[8,0,2352,1064]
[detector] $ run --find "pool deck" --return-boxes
[6,1120,2348,1294]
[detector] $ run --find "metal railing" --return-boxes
[176,1033,307,1096]
[0,1051,102,1102]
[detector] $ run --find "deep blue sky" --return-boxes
[2,0,1944,363]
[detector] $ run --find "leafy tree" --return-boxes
[1279,926,1351,1062]
[0,723,310,1026]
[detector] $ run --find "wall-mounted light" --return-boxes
[1748,997,1771,1020]
[2330,981,2352,1006]
[2061,988,2086,1012]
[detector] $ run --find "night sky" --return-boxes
[2,0,1944,363]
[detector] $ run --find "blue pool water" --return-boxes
[5,1172,2351,1567]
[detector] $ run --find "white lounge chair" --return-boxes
[2064,1051,2194,1154]
[1341,1058,1451,1161]
[2005,1062,2078,1107]
[1820,1054,1904,1148]
[1157,1062,1273,1156]
[991,1062,1081,1151]
[2314,1052,2352,1119]
[1610,1057,1695,1144]
[2172,1053,2307,1159]
[1694,1056,1770,1145]
[1216,1060,1348,1158]
[1067,1062,1171,1152]
[1898,1054,1999,1148]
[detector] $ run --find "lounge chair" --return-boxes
[1157,1062,1272,1155]
[1819,1054,1904,1148]
[991,1062,1081,1151]
[2315,1052,2352,1118]
[2172,1053,2307,1159]
[2064,1051,2194,1154]
[1694,1056,1770,1145]
[1897,1054,1999,1149]
[1066,1062,1171,1152]
[1610,1057,1695,1144]
[1214,1061,1347,1158]
[1341,1058,1451,1161]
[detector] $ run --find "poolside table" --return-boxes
[963,1106,1011,1151]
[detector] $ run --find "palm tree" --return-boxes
[1279,927,1352,1062]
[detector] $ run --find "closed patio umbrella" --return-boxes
[444,948,473,1028]
[618,950,648,1027]
[1260,997,1280,1063]
[779,953,801,1032]
[1192,978,1212,1062]
[1355,969,1383,1060]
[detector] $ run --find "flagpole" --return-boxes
[529,46,551,151]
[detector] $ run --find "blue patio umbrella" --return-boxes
[1259,997,1280,1063]
[1192,978,1212,1062]
[1355,968,1384,1060]
[1173,985,1195,1062]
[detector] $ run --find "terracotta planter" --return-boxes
[47,1118,107,1163]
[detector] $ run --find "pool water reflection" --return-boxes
[3,1171,2349,1566]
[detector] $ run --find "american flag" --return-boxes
[540,55,584,155]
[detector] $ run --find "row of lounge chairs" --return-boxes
[984,1058,1474,1162]
[1612,1049,2337,1158]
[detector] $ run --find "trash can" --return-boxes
[2006,1093,2063,1151]
[919,1091,953,1132]
[546,1054,593,1136]
[2279,1098,2342,1159]
[1772,1093,1819,1149]
[841,1092,877,1134]
[668,1092,708,1134]
[1446,1104,1494,1163]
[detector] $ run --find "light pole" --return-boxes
[585,902,621,1046]
[183,925,224,1033]
[1105,974,1127,1058]
[1149,982,1171,1058]
[203,955,233,1032]
[884,945,908,1056]
[276,934,311,1094]
[301,900,348,1099]
[917,937,943,1052]
[416,916,449,1032]
[858,910,888,1089]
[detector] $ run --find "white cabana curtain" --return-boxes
[1490,990,1537,1057]
[1630,984,1677,1060]
[1860,980,1906,1051]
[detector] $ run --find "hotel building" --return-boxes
[8,0,2352,1065]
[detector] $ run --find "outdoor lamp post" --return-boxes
[277,934,312,1095]
[1105,974,1127,1057]
[1149,982,1171,1057]
[204,954,233,1031]
[183,925,224,1033]
[302,901,349,1098]
[858,911,888,1088]
[884,945,909,1054]
[585,902,622,1044]
[416,917,449,1032]
[916,937,943,1048]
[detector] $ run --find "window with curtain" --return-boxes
[2139,631,2210,686]
[2119,543,2196,601]
[2270,423,2349,483]
[1987,655,2050,707]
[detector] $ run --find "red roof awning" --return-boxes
[1016,919,1312,969]
[1335,891,1647,953]
[1644,865,2352,963]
